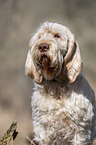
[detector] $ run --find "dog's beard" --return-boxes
[35,53,63,81]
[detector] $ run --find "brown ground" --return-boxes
[0,0,96,144]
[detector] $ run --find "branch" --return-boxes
[0,121,18,145]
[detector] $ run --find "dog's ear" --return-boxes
[65,41,82,83]
[25,50,42,83]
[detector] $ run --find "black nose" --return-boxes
[38,43,49,52]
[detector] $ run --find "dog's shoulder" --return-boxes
[72,73,95,106]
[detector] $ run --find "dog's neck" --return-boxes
[34,80,70,100]
[34,73,83,100]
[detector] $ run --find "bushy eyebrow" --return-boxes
[38,28,63,39]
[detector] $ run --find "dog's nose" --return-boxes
[38,43,49,52]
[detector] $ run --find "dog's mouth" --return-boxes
[35,52,63,81]
[36,54,56,70]
[41,55,50,68]
[36,54,59,80]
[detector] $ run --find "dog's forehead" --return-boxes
[52,23,67,32]
[38,22,68,35]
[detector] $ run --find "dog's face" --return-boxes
[25,22,82,83]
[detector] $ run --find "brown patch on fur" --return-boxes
[28,72,34,79]
[61,112,70,125]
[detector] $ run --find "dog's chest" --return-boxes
[32,87,93,144]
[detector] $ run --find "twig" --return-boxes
[26,136,36,145]
[0,121,18,145]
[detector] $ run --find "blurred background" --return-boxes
[0,0,96,144]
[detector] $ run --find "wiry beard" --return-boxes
[35,52,64,81]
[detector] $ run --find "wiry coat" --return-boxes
[25,22,95,145]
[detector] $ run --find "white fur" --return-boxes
[25,22,95,145]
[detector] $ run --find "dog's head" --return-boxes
[25,22,82,83]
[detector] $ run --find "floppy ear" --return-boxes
[25,50,43,83]
[65,41,82,83]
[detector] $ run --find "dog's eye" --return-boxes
[54,34,61,38]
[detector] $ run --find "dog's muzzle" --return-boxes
[35,43,51,69]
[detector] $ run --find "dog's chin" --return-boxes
[36,55,61,81]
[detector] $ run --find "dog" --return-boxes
[25,22,96,145]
